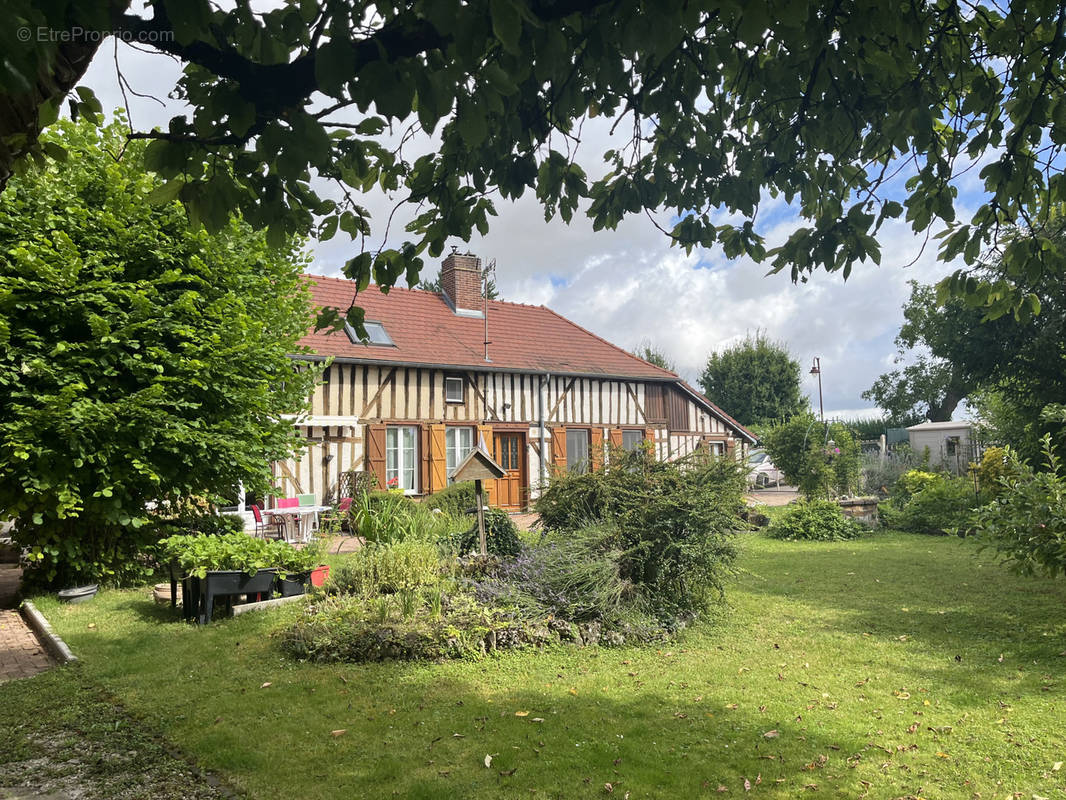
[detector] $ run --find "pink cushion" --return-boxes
[338,497,353,511]
[276,497,299,509]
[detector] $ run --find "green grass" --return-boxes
[6,532,1066,799]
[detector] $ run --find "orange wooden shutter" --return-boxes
[366,424,387,489]
[590,428,604,470]
[550,427,567,474]
[608,428,623,449]
[645,427,657,459]
[429,424,447,493]
[420,425,431,495]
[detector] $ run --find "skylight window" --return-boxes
[344,320,395,346]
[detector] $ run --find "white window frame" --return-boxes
[445,426,475,481]
[385,425,419,494]
[444,375,464,404]
[566,428,591,474]
[621,429,644,452]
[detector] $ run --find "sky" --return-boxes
[78,37,967,420]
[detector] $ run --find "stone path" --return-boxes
[0,559,53,683]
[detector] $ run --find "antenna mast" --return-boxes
[483,258,496,363]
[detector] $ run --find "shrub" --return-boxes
[455,508,521,556]
[533,470,610,531]
[765,500,865,541]
[535,448,747,618]
[879,471,976,534]
[975,446,1017,499]
[973,436,1066,576]
[348,491,419,545]
[280,591,560,663]
[423,481,476,517]
[761,415,862,498]
[473,524,634,624]
[860,448,926,496]
[328,540,441,595]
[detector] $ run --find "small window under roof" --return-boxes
[344,320,395,347]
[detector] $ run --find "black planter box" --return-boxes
[275,571,311,597]
[196,569,278,624]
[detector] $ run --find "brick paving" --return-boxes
[0,609,52,683]
[0,559,54,683]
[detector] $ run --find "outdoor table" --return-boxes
[268,505,330,543]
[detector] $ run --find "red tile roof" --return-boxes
[297,274,757,443]
[298,274,679,380]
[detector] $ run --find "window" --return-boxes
[621,429,644,452]
[495,434,521,470]
[385,426,418,493]
[445,426,474,481]
[344,320,395,346]
[566,429,590,473]
[444,376,464,403]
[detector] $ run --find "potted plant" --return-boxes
[160,533,279,623]
[271,540,318,597]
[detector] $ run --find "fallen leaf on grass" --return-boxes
[1052,761,1063,771]
[725,703,738,710]
[330,729,346,737]
[906,723,919,734]
[499,768,517,777]
[260,682,272,689]
[484,754,492,768]
[531,717,545,723]
[743,777,751,791]
[936,751,950,758]
[894,691,911,699]
[717,785,727,793]
[515,711,529,717]
[569,688,578,696]
[604,782,614,793]
[763,730,780,739]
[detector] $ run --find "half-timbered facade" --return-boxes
[274,253,756,510]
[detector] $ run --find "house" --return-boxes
[273,252,756,510]
[906,421,980,474]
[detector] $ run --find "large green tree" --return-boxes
[862,281,1001,422]
[866,222,1066,460]
[699,333,805,427]
[4,1,1066,318]
[0,116,319,588]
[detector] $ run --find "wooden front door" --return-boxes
[492,432,526,510]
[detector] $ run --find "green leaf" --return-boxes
[490,0,522,54]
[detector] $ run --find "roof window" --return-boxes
[344,320,395,347]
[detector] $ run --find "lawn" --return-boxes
[6,531,1066,799]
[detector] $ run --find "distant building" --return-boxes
[906,421,980,474]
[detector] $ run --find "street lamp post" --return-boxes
[810,357,824,422]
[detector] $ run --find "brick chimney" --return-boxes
[440,250,483,314]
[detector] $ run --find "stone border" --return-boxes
[230,593,306,617]
[20,599,77,664]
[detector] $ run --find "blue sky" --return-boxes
[77,39,975,420]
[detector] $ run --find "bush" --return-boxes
[280,590,566,663]
[973,436,1066,576]
[348,491,420,545]
[473,524,636,624]
[879,471,976,534]
[534,448,747,618]
[328,540,441,595]
[765,500,865,541]
[455,508,521,556]
[423,481,476,517]
[975,446,1017,499]
[761,415,862,498]
[860,447,926,496]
